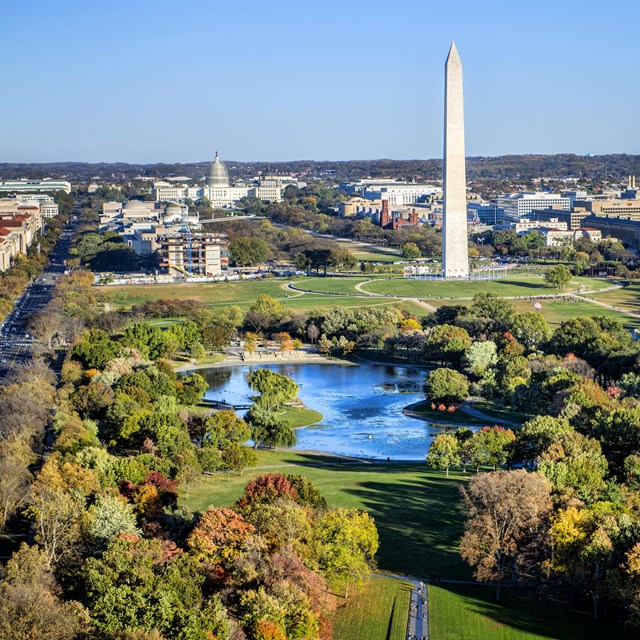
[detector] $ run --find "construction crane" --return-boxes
[180,208,193,274]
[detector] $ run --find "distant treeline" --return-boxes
[3,153,640,183]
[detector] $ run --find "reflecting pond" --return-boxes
[192,363,470,461]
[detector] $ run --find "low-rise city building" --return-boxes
[496,192,572,221]
[0,178,72,194]
[157,232,228,276]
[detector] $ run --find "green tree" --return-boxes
[229,237,271,266]
[313,508,379,597]
[425,324,472,366]
[464,340,498,377]
[471,426,516,470]
[426,433,461,476]
[511,312,551,350]
[245,294,287,331]
[85,493,140,550]
[83,535,231,638]
[545,264,573,289]
[401,242,421,260]
[425,368,470,404]
[469,293,516,336]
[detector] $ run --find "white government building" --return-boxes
[496,192,572,221]
[0,178,72,194]
[340,179,441,207]
[152,152,298,208]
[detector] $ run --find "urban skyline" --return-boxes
[1,0,639,163]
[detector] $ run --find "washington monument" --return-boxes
[442,42,469,278]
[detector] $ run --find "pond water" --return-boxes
[193,363,468,461]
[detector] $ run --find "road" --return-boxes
[0,214,77,382]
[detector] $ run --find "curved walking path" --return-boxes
[288,279,438,312]
[459,398,520,427]
[571,291,640,320]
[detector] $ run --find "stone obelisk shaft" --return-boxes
[442,42,469,278]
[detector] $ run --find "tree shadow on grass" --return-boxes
[432,584,628,640]
[493,279,553,291]
[347,476,470,579]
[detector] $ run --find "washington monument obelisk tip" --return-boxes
[442,42,469,278]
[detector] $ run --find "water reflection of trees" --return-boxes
[199,367,232,390]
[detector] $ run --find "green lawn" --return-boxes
[586,280,640,312]
[360,275,607,299]
[183,450,470,579]
[470,400,534,425]
[294,276,374,294]
[280,406,323,428]
[103,280,294,310]
[102,279,428,316]
[510,298,640,330]
[351,250,402,263]
[333,577,411,640]
[429,585,627,640]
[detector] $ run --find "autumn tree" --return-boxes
[550,504,623,620]
[188,507,255,568]
[460,470,552,600]
[0,543,89,640]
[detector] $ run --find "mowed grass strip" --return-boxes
[183,450,470,579]
[332,577,411,640]
[428,585,627,640]
[360,275,607,299]
[586,280,640,311]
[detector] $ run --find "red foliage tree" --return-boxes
[235,473,299,512]
[187,507,255,569]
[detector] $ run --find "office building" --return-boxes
[0,179,72,194]
[497,192,571,221]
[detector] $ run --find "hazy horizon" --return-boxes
[2,0,638,163]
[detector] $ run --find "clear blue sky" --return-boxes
[1,0,638,163]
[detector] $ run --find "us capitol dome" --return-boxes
[206,151,230,188]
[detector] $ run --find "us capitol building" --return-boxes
[152,152,303,208]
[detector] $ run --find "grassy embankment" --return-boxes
[332,576,411,640]
[183,449,628,640]
[183,449,468,580]
[429,585,626,640]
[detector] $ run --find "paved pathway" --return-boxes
[407,578,429,640]
[375,574,429,640]
[571,292,640,320]
[459,397,520,427]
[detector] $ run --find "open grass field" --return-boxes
[103,280,293,309]
[332,577,411,640]
[586,280,640,312]
[102,279,428,317]
[350,250,401,263]
[183,449,470,579]
[294,276,375,294]
[359,275,609,299]
[429,585,627,640]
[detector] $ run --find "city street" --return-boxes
[0,216,75,382]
